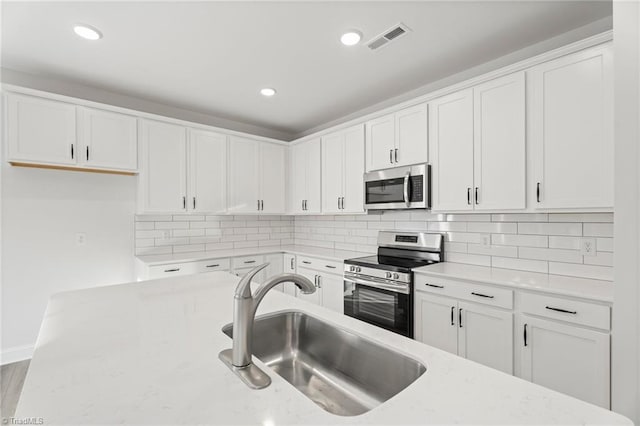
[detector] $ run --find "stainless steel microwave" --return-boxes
[364,163,431,210]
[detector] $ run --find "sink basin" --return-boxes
[222,310,426,416]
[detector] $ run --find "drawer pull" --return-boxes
[206,264,220,268]
[425,283,444,288]
[164,268,180,273]
[471,292,494,299]
[244,260,256,264]
[450,306,455,326]
[524,324,528,347]
[302,260,311,264]
[325,265,336,269]
[545,306,577,315]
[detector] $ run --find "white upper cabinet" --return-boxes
[289,138,321,214]
[322,124,365,214]
[188,129,227,213]
[529,43,613,209]
[139,119,187,212]
[7,93,77,166]
[228,136,285,214]
[79,107,138,171]
[259,142,286,213]
[429,72,526,212]
[429,89,475,211]
[7,93,138,172]
[365,103,428,171]
[473,72,526,210]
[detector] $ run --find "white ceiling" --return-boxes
[2,1,612,140]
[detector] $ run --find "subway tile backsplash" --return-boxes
[293,211,614,281]
[134,211,613,281]
[134,215,294,256]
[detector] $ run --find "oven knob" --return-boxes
[385,272,392,279]
[393,273,400,279]
[355,267,362,273]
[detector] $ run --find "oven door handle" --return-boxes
[344,276,410,295]
[403,172,411,207]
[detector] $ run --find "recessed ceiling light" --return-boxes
[73,24,102,41]
[260,88,276,97]
[340,30,362,46]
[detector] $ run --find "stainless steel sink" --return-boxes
[222,310,426,416]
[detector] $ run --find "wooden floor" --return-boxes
[1,360,30,418]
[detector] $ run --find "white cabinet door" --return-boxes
[296,267,322,305]
[188,129,227,213]
[530,43,613,209]
[79,107,138,171]
[259,142,286,214]
[321,132,344,214]
[139,120,187,212]
[519,315,610,408]
[458,301,513,374]
[366,113,395,171]
[414,292,458,355]
[289,143,306,214]
[305,138,322,213]
[228,136,260,213]
[473,72,525,210]
[7,93,77,165]
[429,89,474,211]
[319,273,344,314]
[342,125,365,213]
[395,103,428,167]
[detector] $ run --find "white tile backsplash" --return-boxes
[293,211,613,281]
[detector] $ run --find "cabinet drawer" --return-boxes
[297,256,342,274]
[520,292,610,330]
[414,275,513,309]
[148,262,199,279]
[232,255,265,269]
[196,258,230,273]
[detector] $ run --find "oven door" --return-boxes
[343,276,413,338]
[364,163,429,210]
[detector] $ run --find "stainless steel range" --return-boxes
[344,231,444,338]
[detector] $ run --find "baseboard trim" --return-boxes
[1,345,33,365]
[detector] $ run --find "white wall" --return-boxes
[1,163,136,363]
[611,1,640,422]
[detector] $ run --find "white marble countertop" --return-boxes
[414,262,614,303]
[16,272,629,425]
[136,244,370,266]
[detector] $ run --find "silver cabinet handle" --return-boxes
[459,308,463,328]
[206,264,220,268]
[164,268,180,273]
[451,306,455,326]
[257,200,260,211]
[260,200,264,211]
[71,143,74,159]
[545,306,577,315]
[325,265,336,269]
[403,172,410,207]
[301,200,304,211]
[467,188,471,205]
[471,292,494,299]
[475,187,479,205]
[302,260,311,265]
[290,258,294,269]
[244,260,256,264]
[524,324,528,347]
[183,196,186,209]
[86,146,89,161]
[536,182,541,203]
[337,197,340,210]
[193,197,196,210]
[389,149,393,164]
[394,148,398,163]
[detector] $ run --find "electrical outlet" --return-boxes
[161,230,170,240]
[481,234,491,247]
[580,237,597,256]
[75,232,86,246]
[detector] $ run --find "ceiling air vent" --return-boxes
[367,23,411,51]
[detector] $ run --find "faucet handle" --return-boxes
[235,263,269,298]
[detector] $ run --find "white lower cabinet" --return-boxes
[414,291,513,374]
[294,261,344,314]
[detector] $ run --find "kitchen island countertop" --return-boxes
[16,272,630,425]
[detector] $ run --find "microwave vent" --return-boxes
[367,23,411,51]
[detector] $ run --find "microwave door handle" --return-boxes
[403,172,410,207]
